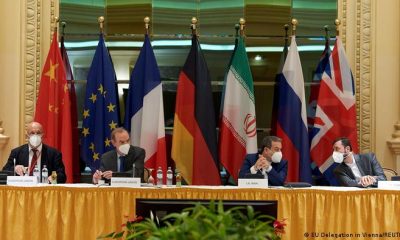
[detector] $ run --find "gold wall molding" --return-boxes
[358,0,373,152]
[23,0,40,142]
[0,121,10,148]
[22,0,55,142]
[338,0,373,153]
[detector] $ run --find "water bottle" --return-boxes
[175,169,182,187]
[262,169,269,187]
[51,171,57,184]
[42,165,48,184]
[166,167,173,186]
[156,166,163,186]
[33,165,40,183]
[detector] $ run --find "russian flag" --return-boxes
[124,34,167,182]
[276,36,312,183]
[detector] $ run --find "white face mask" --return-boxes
[332,151,345,163]
[29,134,42,148]
[271,151,282,163]
[118,143,130,156]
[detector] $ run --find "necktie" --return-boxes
[29,149,38,176]
[119,156,125,172]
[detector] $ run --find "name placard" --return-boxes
[378,181,400,189]
[7,176,38,186]
[111,177,141,187]
[238,178,268,188]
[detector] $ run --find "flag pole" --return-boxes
[335,19,341,36]
[191,17,198,36]
[144,16,150,35]
[291,18,298,36]
[61,21,67,37]
[324,25,330,41]
[98,16,105,34]
[52,16,59,35]
[284,24,289,45]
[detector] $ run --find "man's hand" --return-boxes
[359,175,376,187]
[14,165,26,176]
[102,170,113,179]
[255,154,271,171]
[93,170,103,184]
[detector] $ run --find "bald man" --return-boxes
[2,121,66,183]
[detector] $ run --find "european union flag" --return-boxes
[80,34,120,171]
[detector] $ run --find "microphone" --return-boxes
[13,158,16,176]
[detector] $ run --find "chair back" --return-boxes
[382,167,398,181]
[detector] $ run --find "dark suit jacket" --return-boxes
[238,154,288,186]
[100,145,145,182]
[333,153,386,187]
[2,144,66,183]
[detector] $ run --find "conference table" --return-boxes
[0,184,399,240]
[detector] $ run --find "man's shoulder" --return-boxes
[333,163,346,173]
[43,144,61,154]
[355,152,376,162]
[129,145,145,153]
[102,149,117,158]
[272,159,288,169]
[11,144,29,152]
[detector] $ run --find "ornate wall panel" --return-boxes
[23,0,40,141]
[358,0,373,153]
[22,0,55,142]
[338,0,373,152]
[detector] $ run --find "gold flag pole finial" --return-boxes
[144,16,150,35]
[53,16,59,32]
[61,21,67,37]
[324,25,330,42]
[98,16,105,34]
[291,18,298,36]
[239,18,245,37]
[335,19,341,36]
[191,17,198,35]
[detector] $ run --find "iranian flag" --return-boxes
[218,36,258,180]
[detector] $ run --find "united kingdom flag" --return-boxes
[307,38,331,139]
[310,36,359,185]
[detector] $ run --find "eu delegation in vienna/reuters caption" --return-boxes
[1,1,400,239]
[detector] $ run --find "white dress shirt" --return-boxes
[28,144,43,173]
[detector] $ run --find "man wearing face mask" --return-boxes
[92,127,145,184]
[238,136,288,186]
[2,121,66,183]
[332,137,386,187]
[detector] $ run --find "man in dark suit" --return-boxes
[93,127,145,184]
[239,136,288,186]
[2,121,66,183]
[332,137,386,187]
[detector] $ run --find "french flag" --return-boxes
[276,35,312,183]
[124,34,167,182]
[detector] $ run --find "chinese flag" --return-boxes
[34,31,73,183]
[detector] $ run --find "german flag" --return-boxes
[171,34,220,185]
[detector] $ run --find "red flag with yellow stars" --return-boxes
[34,31,73,183]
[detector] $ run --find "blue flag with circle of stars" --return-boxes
[80,34,120,171]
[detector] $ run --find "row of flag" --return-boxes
[33,27,357,185]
